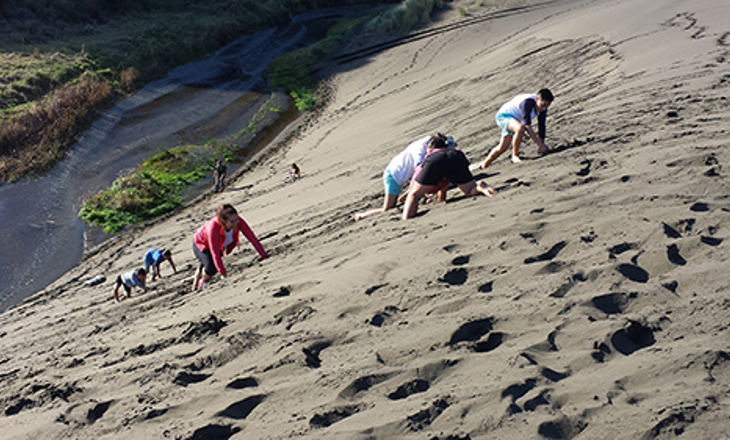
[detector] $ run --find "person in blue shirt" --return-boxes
[472,88,554,170]
[113,268,147,302]
[143,249,177,281]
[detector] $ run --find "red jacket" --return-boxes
[194,216,268,276]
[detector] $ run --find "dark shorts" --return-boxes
[193,242,219,276]
[416,149,473,186]
[115,275,132,294]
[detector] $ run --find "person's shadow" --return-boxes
[227,184,254,192]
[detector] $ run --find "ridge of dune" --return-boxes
[1,0,729,439]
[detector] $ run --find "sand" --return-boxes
[1,0,729,438]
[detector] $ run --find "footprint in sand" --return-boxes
[502,378,538,408]
[701,236,723,246]
[338,373,397,400]
[662,280,679,293]
[216,394,266,420]
[523,390,551,412]
[538,415,587,440]
[303,340,332,368]
[226,377,258,389]
[369,305,400,327]
[184,424,240,440]
[590,292,636,315]
[666,244,687,265]
[405,398,450,431]
[608,242,638,259]
[616,263,649,283]
[451,255,470,265]
[387,379,430,400]
[448,318,494,345]
[541,366,570,383]
[309,405,362,428]
[439,267,468,286]
[611,320,657,356]
[524,241,568,264]
[577,159,592,176]
[472,332,505,353]
[173,371,211,387]
[662,222,682,239]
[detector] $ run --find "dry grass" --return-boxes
[0,72,113,181]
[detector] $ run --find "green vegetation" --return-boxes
[268,0,444,110]
[268,15,375,111]
[79,146,215,234]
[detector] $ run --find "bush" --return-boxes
[0,71,113,181]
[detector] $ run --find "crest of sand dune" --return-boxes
[1,0,729,439]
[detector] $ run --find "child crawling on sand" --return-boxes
[113,268,147,302]
[143,248,177,281]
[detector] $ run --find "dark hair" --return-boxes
[216,203,238,224]
[537,88,554,102]
[136,267,147,276]
[427,132,448,150]
[162,249,172,258]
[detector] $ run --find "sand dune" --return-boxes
[1,0,729,438]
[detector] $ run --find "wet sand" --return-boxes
[1,0,729,439]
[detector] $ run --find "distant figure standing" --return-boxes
[143,248,177,281]
[113,268,147,302]
[473,88,554,170]
[289,163,300,182]
[192,203,268,290]
[214,159,228,192]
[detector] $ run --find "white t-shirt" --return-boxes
[223,229,235,248]
[386,136,431,186]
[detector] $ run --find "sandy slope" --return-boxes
[1,0,729,439]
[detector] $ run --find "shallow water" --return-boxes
[0,7,372,313]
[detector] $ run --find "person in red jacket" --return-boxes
[192,203,268,291]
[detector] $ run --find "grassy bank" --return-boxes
[78,145,217,234]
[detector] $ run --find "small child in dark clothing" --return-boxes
[114,268,147,302]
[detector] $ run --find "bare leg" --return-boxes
[402,183,435,220]
[457,180,497,198]
[477,135,512,169]
[510,120,526,161]
[192,267,202,291]
[354,193,398,220]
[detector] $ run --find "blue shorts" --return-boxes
[496,113,516,137]
[383,169,401,195]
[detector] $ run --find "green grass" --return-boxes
[79,145,215,234]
